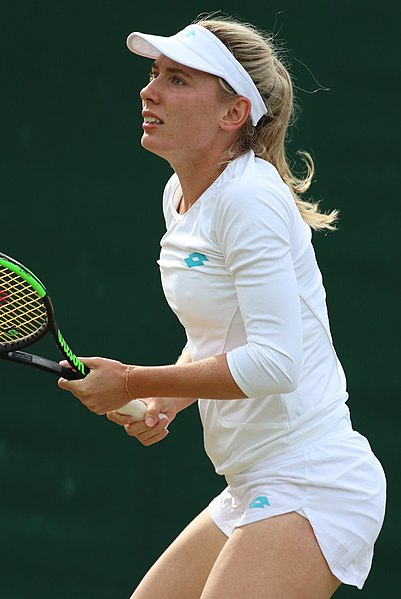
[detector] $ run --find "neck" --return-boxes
[171,152,229,214]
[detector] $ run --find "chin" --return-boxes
[141,134,158,151]
[141,135,170,160]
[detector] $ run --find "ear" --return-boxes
[220,97,251,131]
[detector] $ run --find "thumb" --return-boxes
[58,356,94,387]
[59,356,98,370]
[144,398,163,428]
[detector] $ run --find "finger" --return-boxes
[126,425,169,446]
[73,356,98,368]
[107,411,136,426]
[141,428,169,446]
[57,375,85,391]
[58,376,75,390]
[125,415,169,440]
[140,414,169,437]
[60,357,99,370]
[144,397,165,427]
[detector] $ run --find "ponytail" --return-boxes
[196,16,338,231]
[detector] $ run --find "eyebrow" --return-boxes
[152,61,194,79]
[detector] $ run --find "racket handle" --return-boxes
[1,351,84,379]
[116,400,168,427]
[116,399,147,419]
[62,366,84,380]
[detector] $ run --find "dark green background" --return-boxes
[0,1,399,597]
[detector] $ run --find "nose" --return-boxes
[140,78,159,104]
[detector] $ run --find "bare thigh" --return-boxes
[201,512,341,599]
[130,509,227,599]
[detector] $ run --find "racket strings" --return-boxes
[0,267,48,344]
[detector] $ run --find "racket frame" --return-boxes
[0,254,87,380]
[0,253,151,419]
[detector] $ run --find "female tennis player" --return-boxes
[59,15,386,598]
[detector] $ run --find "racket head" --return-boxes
[0,253,50,351]
[0,253,88,378]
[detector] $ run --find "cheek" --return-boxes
[177,105,221,139]
[170,94,221,122]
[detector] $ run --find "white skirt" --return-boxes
[208,428,386,589]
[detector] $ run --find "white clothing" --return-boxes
[157,150,386,589]
[158,151,349,475]
[208,427,386,589]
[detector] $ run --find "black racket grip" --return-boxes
[1,351,85,380]
[61,365,85,380]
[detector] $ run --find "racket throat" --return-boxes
[55,328,87,376]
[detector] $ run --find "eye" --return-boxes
[172,76,185,86]
[149,71,158,82]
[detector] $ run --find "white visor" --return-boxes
[126,24,268,126]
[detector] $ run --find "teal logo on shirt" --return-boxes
[249,496,270,509]
[185,252,208,268]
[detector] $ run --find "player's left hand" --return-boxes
[107,403,172,446]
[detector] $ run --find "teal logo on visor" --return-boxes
[178,28,196,38]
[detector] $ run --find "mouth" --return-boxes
[143,115,163,125]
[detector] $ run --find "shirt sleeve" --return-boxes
[215,180,303,398]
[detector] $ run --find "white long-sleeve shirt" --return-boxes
[158,151,350,475]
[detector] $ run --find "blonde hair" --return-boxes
[195,16,338,231]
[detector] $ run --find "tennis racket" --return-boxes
[0,252,146,419]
